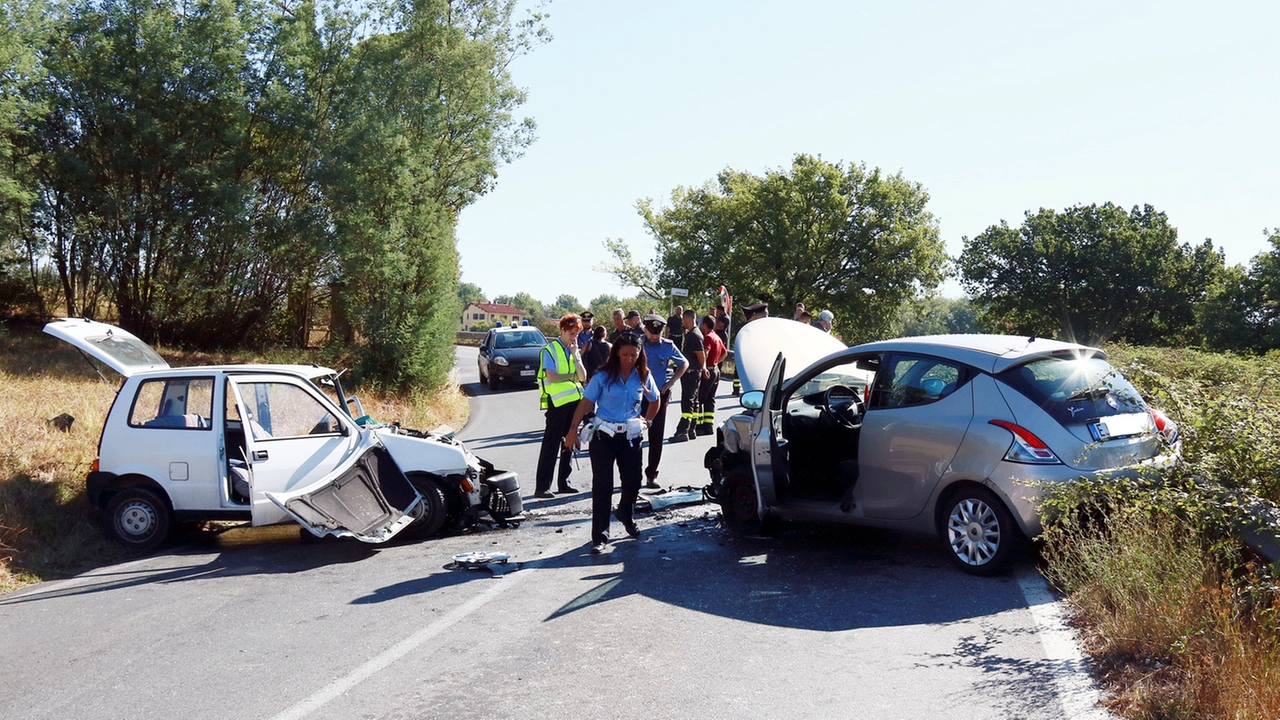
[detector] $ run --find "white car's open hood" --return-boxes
[733,317,848,392]
[43,318,169,378]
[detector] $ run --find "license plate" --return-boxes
[519,370,535,377]
[1089,413,1149,440]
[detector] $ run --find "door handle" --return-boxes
[253,450,269,461]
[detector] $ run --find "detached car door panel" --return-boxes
[267,445,421,543]
[750,353,787,516]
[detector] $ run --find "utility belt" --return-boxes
[580,416,645,443]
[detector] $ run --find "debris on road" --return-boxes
[451,551,516,576]
[637,487,708,512]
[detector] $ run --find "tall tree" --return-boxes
[613,154,948,343]
[958,203,1219,346]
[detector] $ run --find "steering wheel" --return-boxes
[823,385,865,429]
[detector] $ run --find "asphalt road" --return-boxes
[0,346,1110,719]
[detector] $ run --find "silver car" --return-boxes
[708,319,1181,575]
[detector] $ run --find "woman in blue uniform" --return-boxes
[563,333,660,553]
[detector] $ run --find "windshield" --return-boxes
[494,331,546,349]
[83,333,168,370]
[998,356,1146,424]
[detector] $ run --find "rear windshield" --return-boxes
[87,333,167,370]
[997,356,1146,424]
[494,331,546,349]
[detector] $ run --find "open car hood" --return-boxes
[43,318,169,378]
[733,317,848,392]
[266,444,422,543]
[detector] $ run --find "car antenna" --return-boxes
[1027,334,1037,343]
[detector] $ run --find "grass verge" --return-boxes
[1040,344,1280,719]
[0,324,469,594]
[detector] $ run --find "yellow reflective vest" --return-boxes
[538,339,583,410]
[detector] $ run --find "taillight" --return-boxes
[92,458,99,473]
[1149,408,1179,444]
[989,419,1061,464]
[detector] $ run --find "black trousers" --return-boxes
[698,366,720,426]
[676,372,702,431]
[590,430,643,544]
[535,401,576,493]
[640,390,669,476]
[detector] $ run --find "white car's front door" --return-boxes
[229,375,360,526]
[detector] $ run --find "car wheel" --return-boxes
[104,487,172,553]
[488,371,500,391]
[940,486,1017,575]
[719,465,774,535]
[478,361,487,383]
[407,474,448,538]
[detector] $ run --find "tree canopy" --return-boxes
[611,154,948,343]
[0,0,545,389]
[958,203,1221,346]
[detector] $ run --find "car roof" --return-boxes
[129,364,337,380]
[846,334,1104,374]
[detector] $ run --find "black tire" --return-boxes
[488,371,500,391]
[407,474,448,538]
[477,361,487,384]
[939,486,1018,576]
[103,487,172,553]
[719,465,775,535]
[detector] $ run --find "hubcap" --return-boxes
[946,497,1001,566]
[118,500,157,537]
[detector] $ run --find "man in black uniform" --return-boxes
[730,302,767,396]
[669,308,704,443]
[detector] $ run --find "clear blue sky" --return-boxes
[455,0,1279,306]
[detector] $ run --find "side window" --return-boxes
[870,356,964,409]
[238,382,340,439]
[129,377,214,429]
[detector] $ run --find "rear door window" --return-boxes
[129,377,214,429]
[997,356,1146,425]
[870,355,965,409]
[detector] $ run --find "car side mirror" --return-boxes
[740,390,764,410]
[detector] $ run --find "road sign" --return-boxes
[670,288,688,297]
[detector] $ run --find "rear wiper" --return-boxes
[1066,386,1111,402]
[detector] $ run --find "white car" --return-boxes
[45,318,522,552]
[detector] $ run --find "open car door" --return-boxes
[265,445,422,543]
[750,352,787,519]
[228,374,421,543]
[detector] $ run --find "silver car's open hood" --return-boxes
[733,318,848,392]
[43,318,169,378]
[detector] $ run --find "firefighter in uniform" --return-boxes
[669,308,704,442]
[697,314,726,435]
[534,314,586,498]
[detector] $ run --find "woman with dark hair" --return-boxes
[564,333,660,553]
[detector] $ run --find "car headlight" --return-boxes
[494,356,509,366]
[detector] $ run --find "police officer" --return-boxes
[533,314,586,498]
[639,314,687,487]
[669,308,704,443]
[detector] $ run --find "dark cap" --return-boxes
[743,302,768,318]
[626,310,641,320]
[642,314,666,332]
[580,310,594,321]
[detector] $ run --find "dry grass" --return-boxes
[0,324,468,594]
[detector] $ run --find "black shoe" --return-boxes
[695,425,714,436]
[591,541,607,554]
[686,428,697,441]
[644,480,661,490]
[556,484,580,494]
[668,433,688,444]
[614,511,640,538]
[533,490,555,499]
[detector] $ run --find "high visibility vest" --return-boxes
[538,339,583,410]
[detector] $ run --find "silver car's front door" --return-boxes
[857,355,974,519]
[750,353,786,518]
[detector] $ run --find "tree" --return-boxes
[458,281,487,307]
[958,203,1219,346]
[614,154,948,343]
[492,292,543,320]
[890,295,980,337]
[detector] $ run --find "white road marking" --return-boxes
[1017,572,1112,719]
[270,539,577,720]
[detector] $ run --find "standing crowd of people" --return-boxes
[531,295,834,553]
